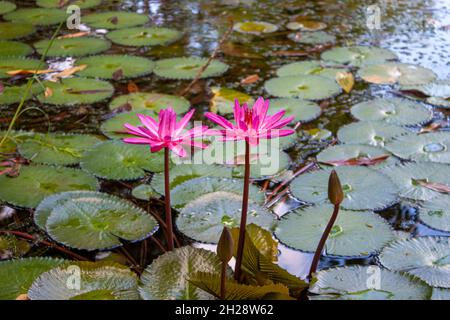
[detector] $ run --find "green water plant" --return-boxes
[4,8,67,26]
[154,57,229,80]
[0,22,35,40]
[106,27,182,47]
[34,37,111,57]
[0,40,33,57]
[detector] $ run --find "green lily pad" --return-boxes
[18,133,102,165]
[288,31,335,44]
[81,140,164,180]
[109,92,190,113]
[0,130,34,153]
[350,98,432,126]
[380,237,450,288]
[359,62,437,86]
[321,46,397,67]
[34,37,111,57]
[290,166,398,210]
[4,8,67,26]
[0,40,33,57]
[286,19,326,31]
[45,195,158,250]
[36,0,101,8]
[420,195,450,232]
[38,77,114,105]
[0,58,44,78]
[177,191,277,244]
[269,98,321,123]
[131,184,159,201]
[0,83,43,105]
[233,21,278,34]
[276,61,346,80]
[401,79,450,99]
[82,11,149,29]
[76,54,154,79]
[337,121,410,147]
[275,205,394,256]
[385,132,450,164]
[381,162,450,201]
[0,1,15,15]
[139,246,225,300]
[0,22,35,40]
[0,165,99,208]
[154,57,229,80]
[28,262,140,300]
[264,75,342,100]
[106,27,182,47]
[309,265,431,300]
[0,257,66,300]
[100,110,156,139]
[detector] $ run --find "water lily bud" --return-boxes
[328,170,344,205]
[217,227,234,263]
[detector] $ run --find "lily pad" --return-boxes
[276,61,345,80]
[233,21,278,34]
[321,46,397,67]
[100,110,156,139]
[350,98,432,126]
[82,11,149,29]
[38,77,114,105]
[0,257,65,300]
[131,184,159,201]
[109,92,190,114]
[401,79,450,99]
[0,1,15,15]
[267,98,322,123]
[45,196,158,250]
[431,288,450,300]
[286,18,326,31]
[0,58,44,78]
[76,55,154,79]
[28,262,140,300]
[210,87,253,114]
[420,195,450,232]
[426,97,450,108]
[34,37,111,57]
[18,133,102,165]
[0,22,35,40]
[0,40,33,57]
[290,166,398,210]
[139,246,225,300]
[0,83,43,105]
[381,162,450,201]
[177,191,277,244]
[0,234,30,259]
[309,265,431,300]
[154,57,229,80]
[337,121,410,147]
[264,75,342,100]
[4,8,67,26]
[275,205,394,256]
[358,62,437,85]
[0,165,99,208]
[106,27,182,47]
[287,31,335,44]
[81,140,164,180]
[380,237,450,288]
[385,132,450,164]
[36,0,102,8]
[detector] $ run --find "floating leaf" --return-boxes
[177,191,277,244]
[288,31,335,44]
[401,79,450,99]
[426,97,450,108]
[36,0,101,9]
[0,58,44,78]
[34,37,111,57]
[0,83,43,105]
[233,21,278,34]
[0,165,99,208]
[210,87,253,114]
[276,60,346,80]
[420,195,450,232]
[100,110,156,139]
[109,92,190,114]
[4,8,67,26]
[49,64,87,81]
[290,166,398,210]
[0,1,15,15]
[131,184,159,201]
[321,46,397,67]
[335,71,354,93]
[431,288,450,300]
[359,62,436,85]
[57,31,90,39]
[240,74,260,85]
[106,27,182,47]
[0,22,35,40]
[309,265,431,300]
[0,40,33,57]
[154,57,229,80]
[286,18,326,31]
[82,11,149,29]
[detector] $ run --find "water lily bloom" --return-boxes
[123,107,208,158]
[205,97,296,145]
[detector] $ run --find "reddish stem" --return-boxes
[220,261,227,299]
[234,141,250,281]
[164,147,174,251]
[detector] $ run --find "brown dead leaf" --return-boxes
[414,179,450,194]
[241,74,260,85]
[6,69,54,76]
[335,71,354,93]
[127,81,139,93]
[49,64,87,81]
[44,87,53,98]
[65,89,111,94]
[112,68,124,81]
[272,50,308,57]
[221,41,262,59]
[57,31,89,39]
[419,122,442,134]
[108,16,119,25]
[321,154,390,167]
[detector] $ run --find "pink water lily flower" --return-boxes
[205,97,295,145]
[123,108,208,157]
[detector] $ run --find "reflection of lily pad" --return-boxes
[380,237,450,288]
[321,46,397,67]
[309,266,430,300]
[359,62,436,85]
[37,0,101,9]
[0,165,99,208]
[276,61,345,80]
[385,132,450,164]
[177,191,276,244]
[233,21,278,34]
[34,37,111,57]
[350,98,432,126]
[100,110,156,139]
[0,58,43,78]
[0,1,15,15]
[76,55,154,79]
[0,22,35,40]
[154,57,229,80]
[290,166,398,210]
[0,40,33,57]
[210,87,253,114]
[0,83,43,105]
[81,140,164,180]
[109,92,190,113]
[82,11,149,29]
[420,195,450,232]
[106,27,182,47]
[4,8,67,26]
[265,75,341,100]
[337,121,410,147]
[275,205,394,256]
[288,31,335,44]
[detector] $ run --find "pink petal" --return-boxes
[262,110,286,129]
[205,129,226,136]
[233,99,242,126]
[252,96,265,114]
[184,125,209,138]
[183,139,208,149]
[205,112,234,129]
[137,114,159,136]
[174,109,195,136]
[263,129,295,139]
[169,144,187,157]
[123,137,153,144]
[270,115,295,129]
[150,142,165,153]
[124,123,151,138]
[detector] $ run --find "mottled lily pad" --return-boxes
[0,165,99,208]
[321,46,397,67]
[359,62,437,85]
[106,27,182,47]
[36,0,102,9]
[0,58,43,78]
[34,37,111,57]
[4,8,67,26]
[0,83,43,105]
[269,98,321,123]
[350,98,432,126]
[0,1,15,15]
[109,92,190,113]
[177,191,276,244]
[82,11,149,29]
[100,110,156,139]
[233,21,278,34]
[0,40,33,57]
[290,166,398,210]
[276,61,345,80]
[154,57,229,80]
[265,75,341,100]
[288,31,335,44]
[275,205,394,256]
[81,140,164,180]
[0,22,35,40]
[420,195,450,232]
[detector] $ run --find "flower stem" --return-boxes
[307,204,340,281]
[234,141,250,281]
[220,261,227,299]
[164,147,174,251]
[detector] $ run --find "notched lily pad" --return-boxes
[4,8,67,26]
[359,62,436,85]
[34,37,111,57]
[106,27,182,47]
[288,31,335,44]
[233,21,278,34]
[0,40,33,57]
[276,61,346,80]
[0,83,43,105]
[100,110,156,139]
[82,11,149,29]
[321,46,397,67]
[109,92,190,114]
[0,58,44,78]
[0,1,16,15]
[420,195,450,232]
[0,22,35,40]
[36,0,101,9]
[154,57,229,80]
